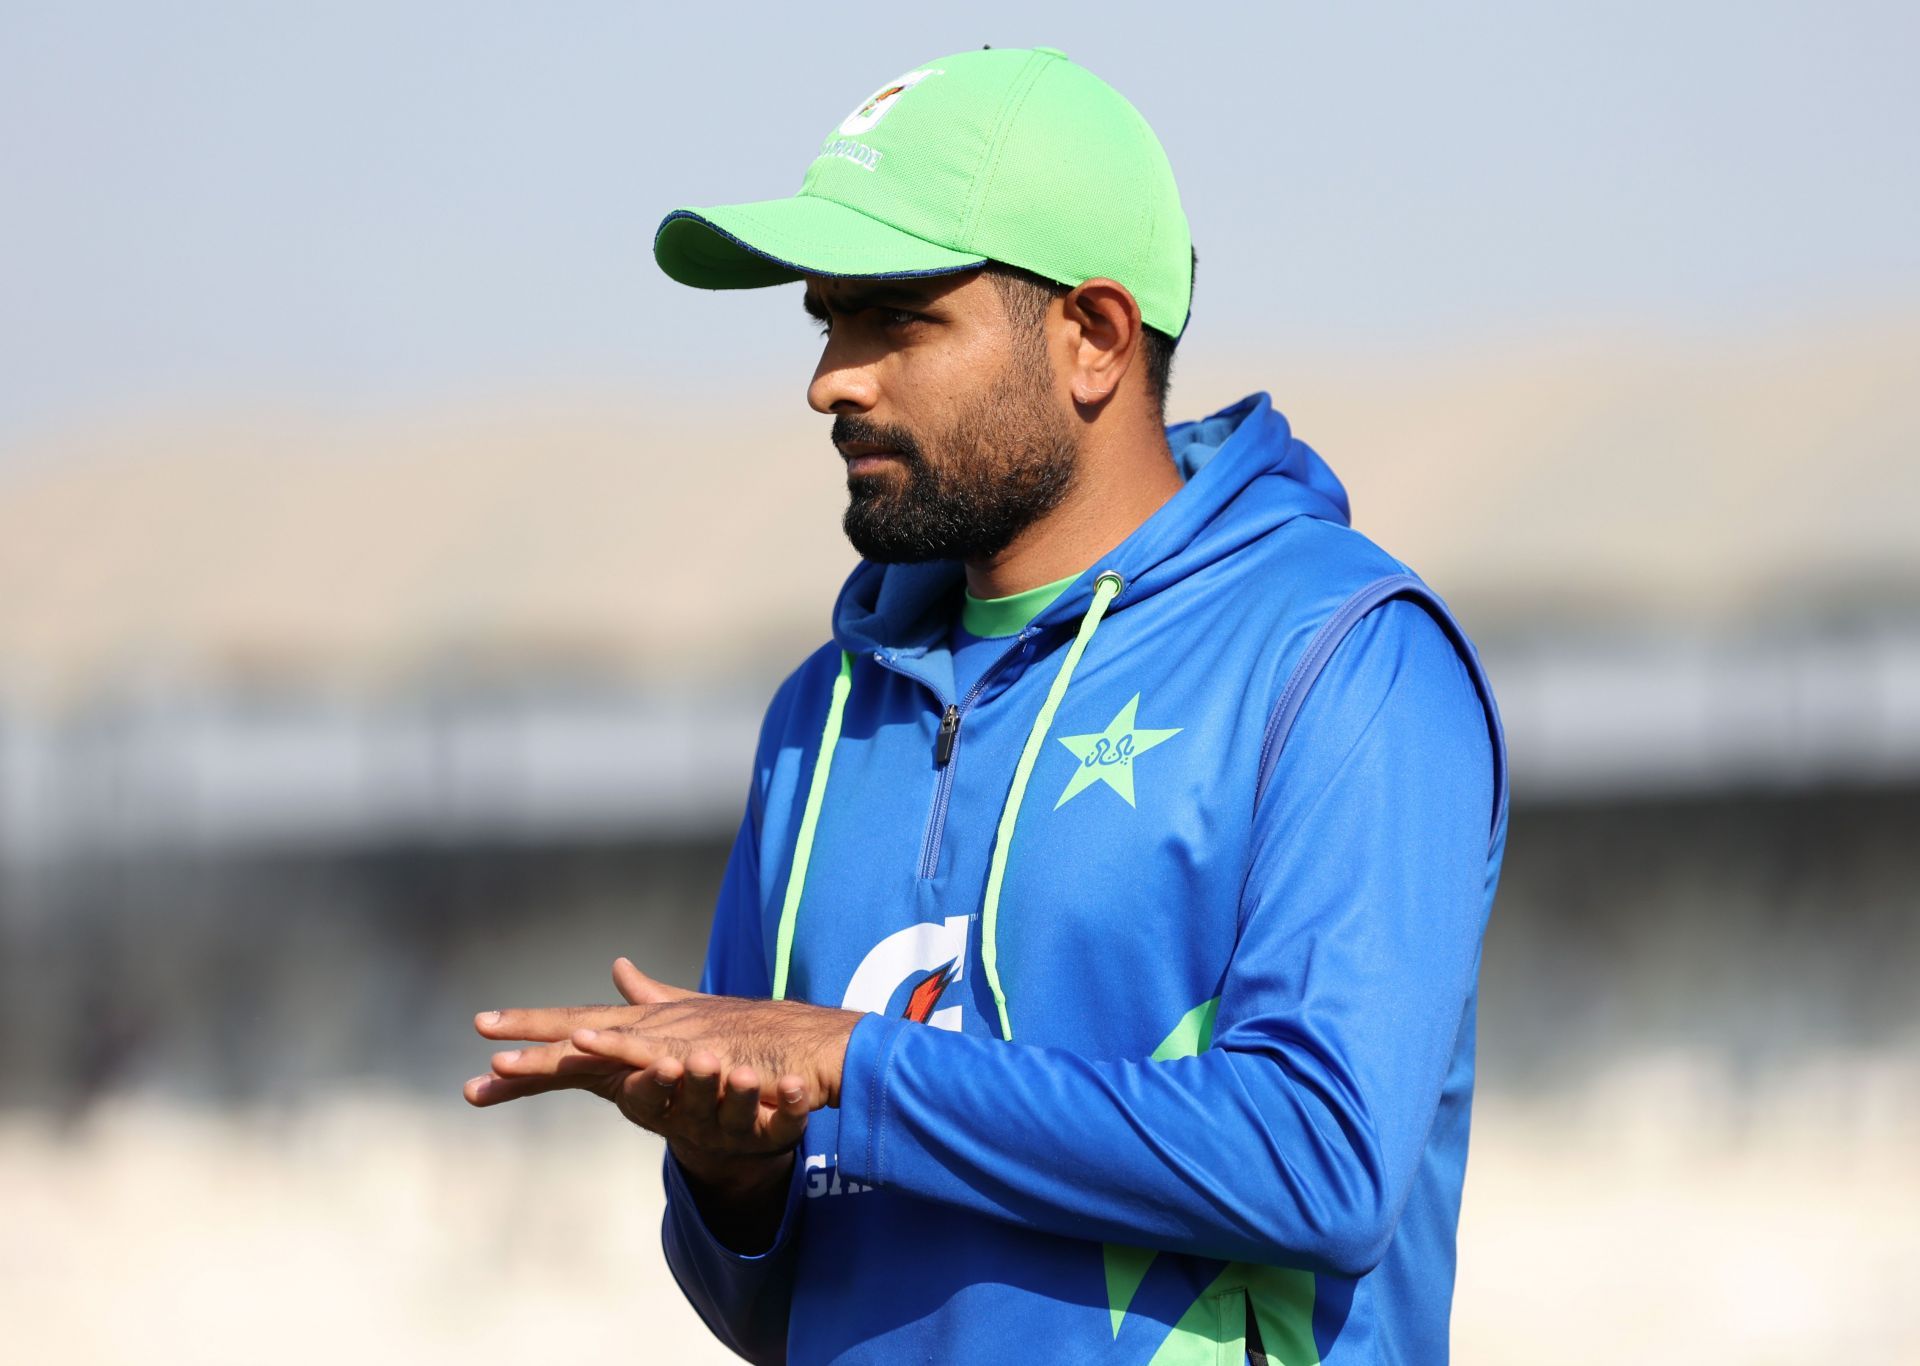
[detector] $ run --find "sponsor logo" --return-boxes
[804,1151,872,1198]
[840,913,970,1032]
[798,926,967,1198]
[818,136,882,171]
[805,916,971,1201]
[902,959,958,1024]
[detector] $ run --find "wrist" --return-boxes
[814,1006,864,1110]
[671,1142,794,1202]
[671,1144,797,1257]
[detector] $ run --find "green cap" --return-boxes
[653,47,1193,337]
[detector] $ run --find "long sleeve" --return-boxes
[834,598,1498,1277]
[660,665,822,1363]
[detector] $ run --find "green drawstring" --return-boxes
[771,649,852,1001]
[980,570,1124,1039]
[768,571,1125,1037]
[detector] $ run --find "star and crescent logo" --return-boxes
[1054,694,1183,809]
[837,68,942,136]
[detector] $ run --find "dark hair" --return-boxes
[980,250,1196,415]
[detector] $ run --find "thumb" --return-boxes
[612,956,696,1006]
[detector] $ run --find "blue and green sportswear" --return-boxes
[662,391,1511,1364]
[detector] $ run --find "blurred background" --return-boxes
[3,3,1916,1361]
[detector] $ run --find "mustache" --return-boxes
[831,414,925,466]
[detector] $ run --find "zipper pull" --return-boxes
[934,705,960,767]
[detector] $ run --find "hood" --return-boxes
[831,392,1351,657]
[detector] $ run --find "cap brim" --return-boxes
[654,196,985,290]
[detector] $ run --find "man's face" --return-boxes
[804,269,1080,564]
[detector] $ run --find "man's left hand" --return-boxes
[466,957,862,1112]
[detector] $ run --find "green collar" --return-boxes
[960,571,1083,638]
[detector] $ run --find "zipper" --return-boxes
[934,705,960,765]
[903,629,1038,880]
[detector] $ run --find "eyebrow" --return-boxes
[802,281,940,321]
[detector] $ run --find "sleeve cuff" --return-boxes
[835,1011,909,1189]
[662,1141,808,1263]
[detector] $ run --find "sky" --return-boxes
[2,1,1916,448]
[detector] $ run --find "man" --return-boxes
[467,46,1509,1364]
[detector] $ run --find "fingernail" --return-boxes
[466,1075,490,1090]
[576,1028,598,1041]
[496,1049,521,1064]
[478,1011,501,1025]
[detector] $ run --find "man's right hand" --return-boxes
[643,1052,805,1255]
[465,958,810,1252]
[595,1034,807,1254]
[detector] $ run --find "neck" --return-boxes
[963,421,1182,599]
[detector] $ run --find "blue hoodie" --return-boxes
[663,393,1510,1364]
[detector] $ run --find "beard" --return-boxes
[835,355,1080,564]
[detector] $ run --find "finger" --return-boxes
[489,1039,627,1080]
[476,1005,645,1042]
[571,1026,666,1072]
[760,1073,811,1149]
[677,1050,722,1117]
[612,957,698,1006]
[464,1071,605,1107]
[715,1065,761,1137]
[617,1057,682,1126]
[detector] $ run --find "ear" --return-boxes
[1058,278,1143,411]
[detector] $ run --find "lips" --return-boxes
[840,446,903,475]
[831,416,918,476]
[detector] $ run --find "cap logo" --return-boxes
[838,68,941,136]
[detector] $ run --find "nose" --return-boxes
[808,338,879,416]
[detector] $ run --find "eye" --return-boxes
[879,308,923,329]
[811,316,832,338]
